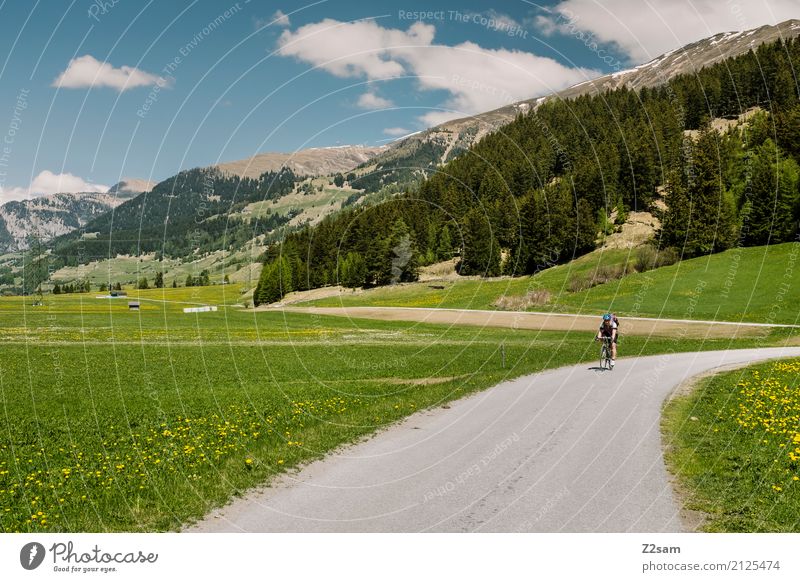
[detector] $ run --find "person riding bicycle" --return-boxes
[595,313,618,367]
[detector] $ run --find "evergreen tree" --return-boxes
[199,269,211,286]
[667,130,738,257]
[743,139,800,245]
[436,224,454,261]
[386,219,419,284]
[254,256,293,305]
[339,252,367,289]
[460,209,500,276]
[154,272,164,288]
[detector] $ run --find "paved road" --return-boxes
[280,306,797,338]
[189,347,800,533]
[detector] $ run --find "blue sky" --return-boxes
[0,0,797,200]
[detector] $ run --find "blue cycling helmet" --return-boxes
[602,313,612,321]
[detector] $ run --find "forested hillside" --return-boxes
[255,37,800,305]
[50,167,298,266]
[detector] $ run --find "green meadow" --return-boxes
[0,286,788,532]
[306,243,800,325]
[663,358,800,531]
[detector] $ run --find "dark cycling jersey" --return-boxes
[599,322,617,341]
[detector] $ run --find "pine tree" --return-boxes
[460,209,500,276]
[436,225,453,261]
[254,257,293,305]
[154,272,164,288]
[744,139,800,245]
[660,170,691,253]
[339,252,366,289]
[386,219,418,284]
[673,130,738,257]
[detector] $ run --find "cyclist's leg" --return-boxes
[611,339,617,359]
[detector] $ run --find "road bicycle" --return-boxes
[598,336,614,370]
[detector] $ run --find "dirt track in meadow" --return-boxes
[279,306,792,339]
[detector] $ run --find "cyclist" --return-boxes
[595,313,618,368]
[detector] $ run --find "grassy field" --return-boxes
[663,358,800,532]
[305,242,800,325]
[0,286,793,532]
[50,241,265,290]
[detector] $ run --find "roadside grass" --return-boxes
[305,242,800,325]
[0,291,792,532]
[663,358,800,532]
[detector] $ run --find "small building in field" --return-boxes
[128,301,140,311]
[183,305,218,313]
[110,290,128,298]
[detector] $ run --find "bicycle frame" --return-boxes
[600,337,613,370]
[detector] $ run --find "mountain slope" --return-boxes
[32,20,800,288]
[0,181,150,252]
[214,145,386,179]
[359,19,800,192]
[50,167,299,262]
[259,32,800,303]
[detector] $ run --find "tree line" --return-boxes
[255,36,800,305]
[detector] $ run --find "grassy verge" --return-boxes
[306,242,800,325]
[663,358,800,532]
[0,289,792,532]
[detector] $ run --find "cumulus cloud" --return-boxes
[357,91,394,109]
[53,55,166,92]
[1,171,109,204]
[272,9,290,27]
[383,127,412,136]
[537,0,800,62]
[255,9,291,29]
[277,19,597,127]
[277,19,434,79]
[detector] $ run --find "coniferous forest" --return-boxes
[255,37,800,305]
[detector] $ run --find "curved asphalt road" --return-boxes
[189,347,800,533]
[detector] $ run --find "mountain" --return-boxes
[33,21,800,290]
[0,181,151,253]
[108,178,156,195]
[49,167,299,262]
[257,32,800,302]
[358,19,800,193]
[214,145,386,179]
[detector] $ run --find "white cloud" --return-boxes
[255,9,291,29]
[272,9,290,27]
[467,10,524,34]
[383,127,412,136]
[538,0,800,62]
[277,19,597,127]
[1,171,109,204]
[357,91,394,109]
[53,55,166,92]
[277,19,435,79]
